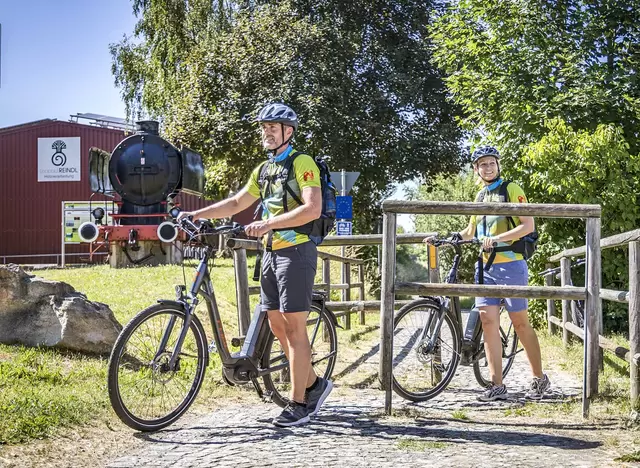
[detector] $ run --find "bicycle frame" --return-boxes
[155,244,275,384]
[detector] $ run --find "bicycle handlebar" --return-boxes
[428,237,481,248]
[169,208,246,244]
[538,257,586,278]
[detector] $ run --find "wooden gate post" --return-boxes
[380,213,397,415]
[629,241,640,411]
[584,217,601,417]
[560,257,572,346]
[545,262,557,335]
[358,264,366,325]
[343,261,352,329]
[233,248,251,336]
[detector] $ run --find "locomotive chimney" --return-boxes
[135,120,160,135]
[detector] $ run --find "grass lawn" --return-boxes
[0,250,369,445]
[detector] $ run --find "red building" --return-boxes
[0,117,231,265]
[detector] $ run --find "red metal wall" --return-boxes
[0,119,255,264]
[0,120,127,263]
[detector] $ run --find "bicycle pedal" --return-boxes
[262,391,274,403]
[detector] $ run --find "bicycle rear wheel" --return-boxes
[472,312,520,388]
[108,304,208,431]
[262,302,337,408]
[392,299,461,402]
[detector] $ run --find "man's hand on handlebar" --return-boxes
[245,220,271,238]
[176,210,195,222]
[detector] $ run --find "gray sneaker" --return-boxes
[478,384,508,402]
[272,402,310,427]
[305,377,333,416]
[525,374,551,400]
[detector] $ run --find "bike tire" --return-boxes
[391,298,461,402]
[472,321,520,388]
[108,303,208,431]
[262,302,338,408]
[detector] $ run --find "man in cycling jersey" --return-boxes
[180,103,333,426]
[427,146,550,401]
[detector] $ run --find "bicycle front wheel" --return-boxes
[472,314,520,388]
[108,304,208,431]
[392,299,461,402]
[262,302,338,408]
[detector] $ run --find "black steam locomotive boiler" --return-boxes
[78,120,205,267]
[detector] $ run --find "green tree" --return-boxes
[412,171,479,283]
[112,0,465,233]
[430,0,640,332]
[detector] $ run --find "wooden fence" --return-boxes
[226,233,438,336]
[545,228,640,412]
[379,200,602,417]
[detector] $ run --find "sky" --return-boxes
[0,0,417,231]
[0,0,137,128]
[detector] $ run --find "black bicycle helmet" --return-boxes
[256,103,298,130]
[471,145,500,164]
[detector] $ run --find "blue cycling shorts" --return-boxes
[475,260,528,312]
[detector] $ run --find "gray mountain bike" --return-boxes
[392,237,523,401]
[107,211,339,431]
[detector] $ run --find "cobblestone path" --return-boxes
[107,337,633,468]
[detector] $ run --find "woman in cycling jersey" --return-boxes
[428,146,551,401]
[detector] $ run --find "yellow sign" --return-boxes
[428,244,438,270]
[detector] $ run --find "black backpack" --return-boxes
[476,180,539,269]
[257,152,337,245]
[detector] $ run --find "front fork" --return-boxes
[154,285,198,370]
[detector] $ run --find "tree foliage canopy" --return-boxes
[111,0,465,231]
[430,0,640,331]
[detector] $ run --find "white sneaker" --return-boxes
[478,384,508,401]
[525,374,551,400]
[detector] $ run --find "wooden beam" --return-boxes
[548,316,631,363]
[600,288,630,303]
[549,228,640,262]
[318,250,364,264]
[321,233,437,246]
[382,200,601,218]
[395,282,585,301]
[325,300,414,311]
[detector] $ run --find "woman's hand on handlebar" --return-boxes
[481,236,499,251]
[423,235,438,245]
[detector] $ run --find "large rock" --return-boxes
[0,264,122,354]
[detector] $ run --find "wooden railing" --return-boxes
[545,228,640,411]
[379,200,602,417]
[226,233,438,335]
